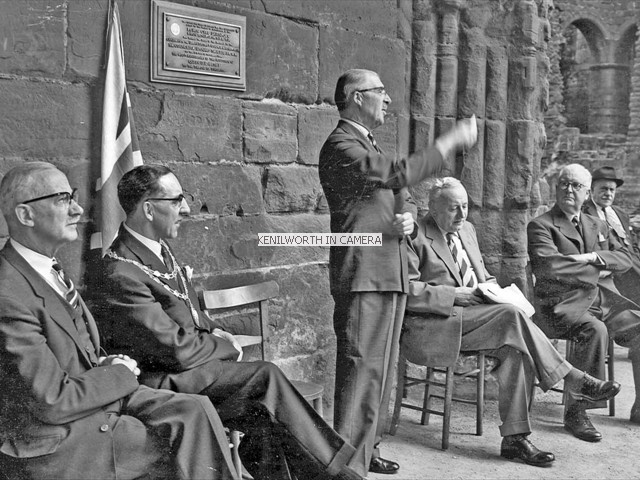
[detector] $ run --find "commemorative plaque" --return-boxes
[151,0,246,91]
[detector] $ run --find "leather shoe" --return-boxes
[500,435,555,467]
[564,409,602,442]
[369,457,399,474]
[566,372,621,403]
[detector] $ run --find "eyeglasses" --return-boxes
[558,181,587,192]
[356,87,387,96]
[146,192,194,206]
[21,188,79,206]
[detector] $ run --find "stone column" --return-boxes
[589,63,631,135]
[627,29,640,141]
[435,0,464,173]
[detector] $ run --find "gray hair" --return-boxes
[558,163,592,188]
[334,69,378,112]
[428,177,465,211]
[0,162,60,219]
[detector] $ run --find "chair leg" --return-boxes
[608,338,616,417]
[230,430,242,477]
[422,367,434,426]
[442,367,454,450]
[476,353,485,436]
[389,356,406,435]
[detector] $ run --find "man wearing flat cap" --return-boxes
[583,166,640,303]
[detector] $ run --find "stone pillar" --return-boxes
[627,29,640,141]
[589,63,631,134]
[435,0,464,173]
[410,0,438,152]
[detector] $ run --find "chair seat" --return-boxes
[291,380,324,416]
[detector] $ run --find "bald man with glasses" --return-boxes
[319,68,477,476]
[528,163,640,440]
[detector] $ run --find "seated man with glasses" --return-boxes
[88,164,363,480]
[528,163,640,440]
[0,162,240,480]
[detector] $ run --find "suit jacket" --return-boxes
[402,216,494,365]
[0,242,142,478]
[318,119,443,295]
[90,225,240,392]
[527,204,636,326]
[583,198,640,301]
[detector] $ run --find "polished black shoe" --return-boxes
[564,409,602,442]
[369,457,399,474]
[566,372,621,403]
[500,435,555,467]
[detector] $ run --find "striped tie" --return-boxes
[52,261,79,309]
[368,132,381,153]
[446,233,478,288]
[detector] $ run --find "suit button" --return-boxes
[100,424,109,432]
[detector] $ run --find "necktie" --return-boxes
[52,260,79,309]
[572,216,583,237]
[446,233,478,288]
[160,243,174,270]
[604,207,629,244]
[368,132,381,153]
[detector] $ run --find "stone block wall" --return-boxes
[0,0,553,413]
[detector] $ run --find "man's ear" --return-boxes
[143,201,154,221]
[14,205,35,227]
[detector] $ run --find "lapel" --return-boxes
[581,212,602,251]
[458,223,486,283]
[613,205,630,232]
[1,243,97,368]
[423,215,463,286]
[337,120,379,154]
[113,225,184,297]
[551,204,584,251]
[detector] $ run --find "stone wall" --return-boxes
[0,0,553,413]
[543,1,640,218]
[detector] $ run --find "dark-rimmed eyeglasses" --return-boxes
[146,192,194,206]
[356,87,387,96]
[21,188,79,206]
[558,181,586,192]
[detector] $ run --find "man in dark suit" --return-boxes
[403,177,619,467]
[0,162,239,480]
[318,68,477,476]
[582,166,640,302]
[89,165,363,480]
[528,163,640,438]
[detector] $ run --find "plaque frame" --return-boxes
[151,0,246,91]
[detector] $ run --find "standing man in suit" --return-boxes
[403,177,619,466]
[528,163,640,438]
[318,68,477,476]
[0,162,239,480]
[582,166,640,302]
[90,164,363,480]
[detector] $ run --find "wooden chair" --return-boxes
[389,352,486,450]
[198,280,324,474]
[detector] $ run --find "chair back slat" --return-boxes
[199,281,279,310]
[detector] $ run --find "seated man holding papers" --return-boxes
[402,177,620,467]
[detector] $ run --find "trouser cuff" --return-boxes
[499,420,531,437]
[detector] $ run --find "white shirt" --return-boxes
[11,239,67,296]
[123,223,164,264]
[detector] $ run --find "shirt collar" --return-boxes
[10,238,56,278]
[123,223,163,261]
[341,118,372,139]
[10,239,67,296]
